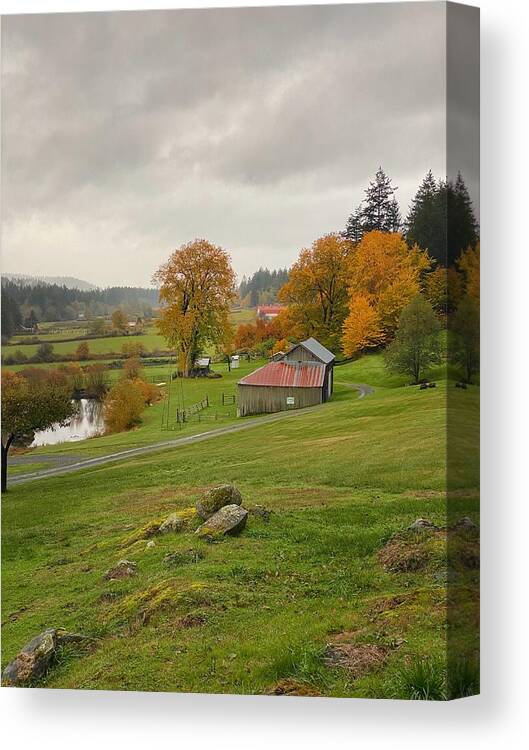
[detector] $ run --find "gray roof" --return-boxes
[300,337,335,364]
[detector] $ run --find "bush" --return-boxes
[76,341,90,361]
[123,356,143,380]
[34,342,55,362]
[122,341,146,358]
[85,364,108,398]
[104,379,146,433]
[131,377,160,405]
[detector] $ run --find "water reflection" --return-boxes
[31,398,105,446]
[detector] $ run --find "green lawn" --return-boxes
[2,330,168,358]
[1,352,479,696]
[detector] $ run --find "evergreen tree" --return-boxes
[405,171,478,265]
[343,167,401,241]
[362,167,400,233]
[343,205,364,243]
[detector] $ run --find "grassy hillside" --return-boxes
[1,354,479,696]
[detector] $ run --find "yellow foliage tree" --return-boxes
[342,231,431,356]
[342,296,382,356]
[458,242,480,303]
[153,239,236,376]
[278,233,354,352]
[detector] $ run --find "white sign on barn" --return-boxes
[286,396,295,405]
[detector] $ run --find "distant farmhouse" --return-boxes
[256,304,283,321]
[237,337,335,417]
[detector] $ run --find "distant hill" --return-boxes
[3,273,98,291]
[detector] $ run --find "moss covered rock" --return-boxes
[196,484,243,520]
[195,504,248,539]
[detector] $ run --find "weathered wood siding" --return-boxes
[284,344,334,399]
[283,345,314,363]
[237,384,323,417]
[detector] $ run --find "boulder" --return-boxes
[408,518,437,531]
[196,484,242,520]
[453,516,478,530]
[2,628,92,686]
[103,559,138,580]
[159,512,184,534]
[195,504,248,538]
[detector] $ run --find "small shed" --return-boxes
[237,360,326,417]
[193,356,211,376]
[283,337,335,400]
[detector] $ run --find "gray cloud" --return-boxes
[1,3,465,286]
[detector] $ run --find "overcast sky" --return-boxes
[1,3,462,287]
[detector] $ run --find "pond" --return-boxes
[31,398,106,447]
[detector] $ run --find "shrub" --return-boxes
[85,364,108,399]
[34,342,55,362]
[122,341,146,358]
[123,356,143,380]
[76,341,90,361]
[131,377,160,405]
[104,379,146,433]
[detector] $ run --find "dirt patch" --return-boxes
[269,678,322,697]
[369,593,416,615]
[111,486,203,515]
[323,642,388,679]
[179,613,207,629]
[378,537,430,573]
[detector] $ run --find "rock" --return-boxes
[408,518,437,531]
[103,559,138,580]
[249,505,271,522]
[453,516,478,530]
[159,512,184,535]
[195,504,248,538]
[196,484,243,520]
[2,628,92,686]
[146,540,156,549]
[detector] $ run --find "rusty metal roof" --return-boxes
[238,360,325,388]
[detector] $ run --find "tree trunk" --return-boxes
[1,435,14,492]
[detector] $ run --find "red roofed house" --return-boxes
[256,304,283,321]
[237,337,335,417]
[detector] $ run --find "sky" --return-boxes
[0,2,472,288]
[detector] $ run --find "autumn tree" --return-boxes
[341,231,431,355]
[1,371,74,491]
[450,295,480,383]
[342,295,383,356]
[384,296,442,384]
[279,233,353,352]
[154,239,236,376]
[111,309,128,334]
[103,379,146,433]
[123,356,143,380]
[457,242,480,303]
[76,341,90,361]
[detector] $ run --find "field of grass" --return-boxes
[2,330,168,358]
[1,353,479,697]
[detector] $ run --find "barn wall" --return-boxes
[283,345,314,363]
[237,385,323,416]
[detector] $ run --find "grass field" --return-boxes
[1,353,479,696]
[2,309,256,364]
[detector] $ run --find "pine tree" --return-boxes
[362,167,400,233]
[343,205,364,244]
[405,171,478,265]
[447,172,479,265]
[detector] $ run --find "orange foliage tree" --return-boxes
[279,233,354,352]
[342,231,431,356]
[154,239,236,376]
[457,242,480,303]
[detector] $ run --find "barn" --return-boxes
[237,337,335,417]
